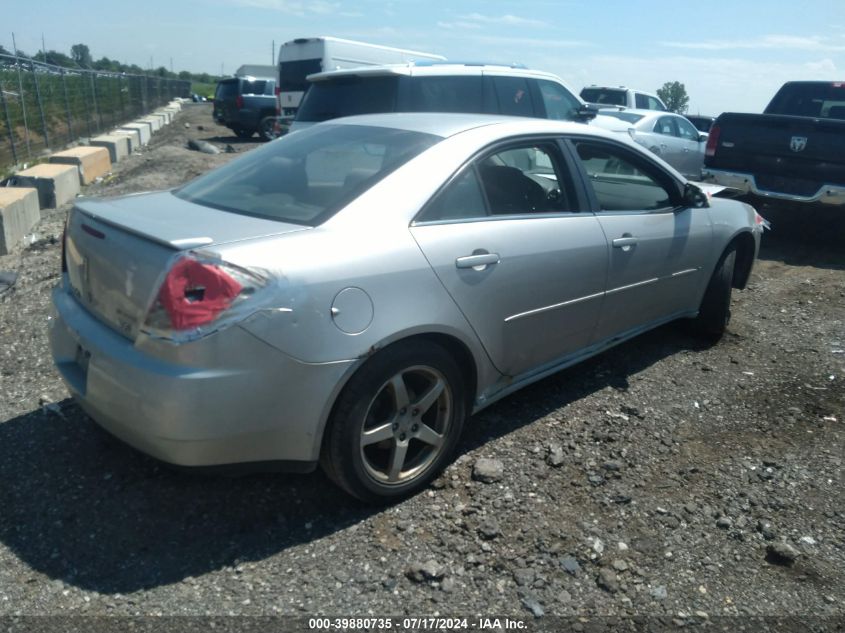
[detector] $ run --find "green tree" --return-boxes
[657,81,690,114]
[70,43,93,68]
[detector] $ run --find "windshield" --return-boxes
[174,124,441,226]
[297,76,399,123]
[580,88,626,106]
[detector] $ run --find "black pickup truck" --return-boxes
[703,81,845,209]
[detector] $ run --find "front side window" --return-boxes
[676,117,700,140]
[419,142,576,222]
[574,141,676,211]
[537,80,581,121]
[635,93,649,109]
[176,124,440,226]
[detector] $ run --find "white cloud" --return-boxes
[457,13,548,28]
[227,0,340,16]
[466,35,591,49]
[662,34,845,52]
[437,21,483,30]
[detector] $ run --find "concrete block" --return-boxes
[154,110,172,124]
[110,129,139,153]
[139,116,162,132]
[119,123,151,145]
[168,100,183,110]
[90,134,130,164]
[0,187,41,255]
[9,164,80,209]
[49,146,112,185]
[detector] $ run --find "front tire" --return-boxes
[321,341,466,503]
[691,245,736,341]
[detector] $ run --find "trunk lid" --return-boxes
[64,191,307,340]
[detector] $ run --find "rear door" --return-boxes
[568,138,713,342]
[213,79,239,124]
[411,138,608,377]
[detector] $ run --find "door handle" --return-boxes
[612,236,638,249]
[456,253,500,269]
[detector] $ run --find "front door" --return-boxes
[570,139,713,343]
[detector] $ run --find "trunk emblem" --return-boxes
[789,136,808,152]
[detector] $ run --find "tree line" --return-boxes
[0,42,220,84]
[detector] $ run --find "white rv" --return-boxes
[276,36,445,115]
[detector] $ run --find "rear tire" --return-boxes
[690,245,736,341]
[233,127,254,139]
[321,341,466,503]
[259,116,280,141]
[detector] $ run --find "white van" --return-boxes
[276,37,445,115]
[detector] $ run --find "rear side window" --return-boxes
[215,80,238,100]
[406,76,483,113]
[296,76,399,122]
[635,93,665,110]
[493,77,535,117]
[175,124,440,226]
[419,141,577,222]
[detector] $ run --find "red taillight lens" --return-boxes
[236,95,244,109]
[274,86,281,96]
[705,124,720,157]
[157,258,242,330]
[143,255,269,340]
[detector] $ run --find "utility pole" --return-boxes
[170,57,173,73]
[41,33,46,57]
[272,39,275,65]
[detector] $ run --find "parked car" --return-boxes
[290,62,602,132]
[686,114,716,133]
[580,85,667,111]
[50,113,762,502]
[591,109,708,180]
[703,81,845,210]
[213,75,277,139]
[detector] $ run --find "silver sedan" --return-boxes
[50,113,763,502]
[591,109,709,180]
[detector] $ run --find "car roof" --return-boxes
[307,62,566,83]
[316,112,626,142]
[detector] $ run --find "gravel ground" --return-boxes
[0,104,843,631]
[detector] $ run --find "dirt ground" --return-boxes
[0,103,842,631]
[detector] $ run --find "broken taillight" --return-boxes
[143,254,268,341]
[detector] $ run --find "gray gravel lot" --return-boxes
[0,104,843,631]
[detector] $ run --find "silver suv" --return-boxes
[290,62,599,131]
[580,85,667,111]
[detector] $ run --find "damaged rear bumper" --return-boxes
[702,169,845,206]
[49,285,354,468]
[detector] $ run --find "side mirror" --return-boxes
[683,182,709,208]
[576,103,601,121]
[698,132,708,143]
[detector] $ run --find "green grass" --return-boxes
[191,82,217,99]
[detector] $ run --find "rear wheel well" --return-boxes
[730,231,756,289]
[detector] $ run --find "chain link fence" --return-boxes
[0,53,190,173]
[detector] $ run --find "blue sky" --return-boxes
[5,0,844,115]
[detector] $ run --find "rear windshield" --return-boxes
[297,76,399,122]
[600,111,645,124]
[174,124,440,226]
[240,79,269,95]
[215,80,238,100]
[765,82,845,119]
[580,88,626,106]
[279,59,323,92]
